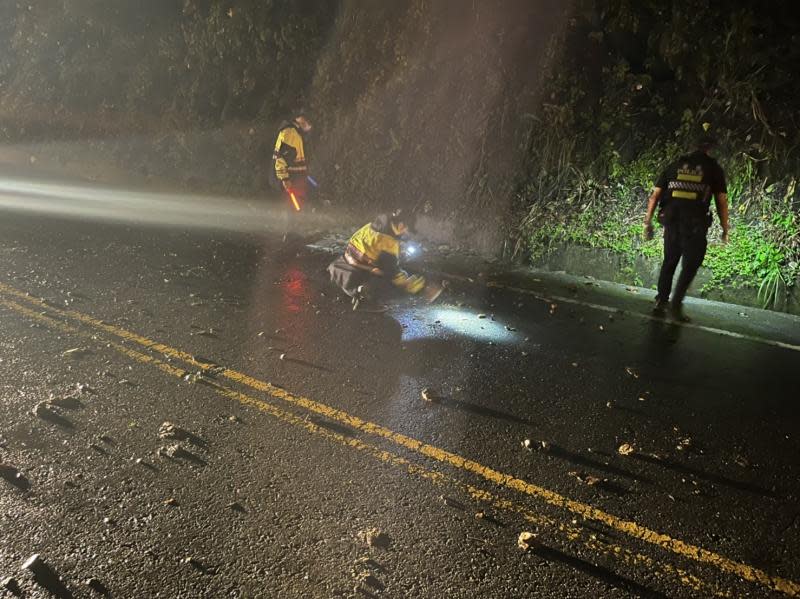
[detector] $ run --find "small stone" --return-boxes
[183,556,206,571]
[420,388,437,402]
[22,553,44,572]
[475,511,485,519]
[164,498,178,507]
[63,347,90,358]
[279,353,286,360]
[86,577,108,594]
[477,314,487,319]
[103,517,115,526]
[598,325,605,331]
[617,443,635,456]
[517,531,537,551]
[606,401,613,409]
[0,463,19,481]
[521,439,532,451]
[228,415,241,423]
[359,528,391,549]
[228,502,246,512]
[625,366,639,379]
[158,443,188,459]
[158,421,197,443]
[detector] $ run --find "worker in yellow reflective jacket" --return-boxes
[328,211,443,310]
[273,114,312,210]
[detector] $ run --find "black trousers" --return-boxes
[656,222,708,306]
[327,257,395,299]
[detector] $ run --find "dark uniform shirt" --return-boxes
[655,151,726,223]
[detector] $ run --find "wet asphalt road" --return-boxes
[0,205,799,598]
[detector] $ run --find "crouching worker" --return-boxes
[328,211,443,310]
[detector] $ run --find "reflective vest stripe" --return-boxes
[677,173,703,182]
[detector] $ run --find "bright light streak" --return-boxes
[0,176,301,232]
[289,191,301,211]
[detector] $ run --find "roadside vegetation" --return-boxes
[516,1,799,308]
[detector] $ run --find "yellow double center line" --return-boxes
[0,280,797,597]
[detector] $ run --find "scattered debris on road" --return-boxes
[63,347,91,359]
[358,528,391,549]
[521,439,532,451]
[164,498,179,507]
[568,471,605,486]
[625,366,639,379]
[517,531,538,551]
[676,437,693,451]
[158,421,195,442]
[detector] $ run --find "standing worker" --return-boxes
[328,210,443,310]
[273,114,312,211]
[644,133,729,321]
